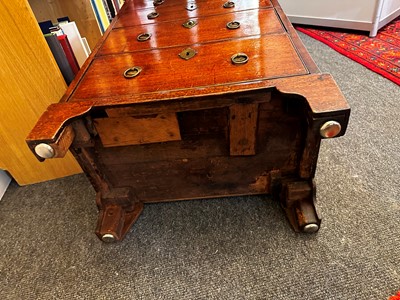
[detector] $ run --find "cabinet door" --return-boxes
[279,0,376,22]
[279,0,377,33]
[0,0,81,185]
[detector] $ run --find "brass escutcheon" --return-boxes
[231,53,249,65]
[137,33,152,42]
[153,0,164,6]
[147,12,159,19]
[179,48,196,60]
[223,1,235,8]
[124,66,142,78]
[186,2,197,11]
[182,19,198,29]
[226,21,240,29]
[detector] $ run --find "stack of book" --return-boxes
[90,0,125,34]
[39,18,91,85]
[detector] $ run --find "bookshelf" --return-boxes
[28,0,102,50]
[0,0,82,185]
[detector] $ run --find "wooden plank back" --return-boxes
[229,103,259,156]
[94,113,181,147]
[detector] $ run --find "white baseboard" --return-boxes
[287,15,373,33]
[0,170,12,201]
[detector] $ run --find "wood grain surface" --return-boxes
[94,113,181,147]
[26,74,350,145]
[115,0,273,28]
[0,0,81,185]
[99,9,284,54]
[229,104,259,156]
[73,34,308,100]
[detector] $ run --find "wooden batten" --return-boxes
[94,113,181,147]
[229,103,259,156]
[50,125,76,158]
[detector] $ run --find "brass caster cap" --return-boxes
[320,121,341,138]
[303,223,319,233]
[35,143,55,159]
[102,233,116,243]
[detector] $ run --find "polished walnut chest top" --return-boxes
[27,0,350,242]
[28,0,350,142]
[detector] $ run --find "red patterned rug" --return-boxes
[389,291,400,300]
[296,17,400,85]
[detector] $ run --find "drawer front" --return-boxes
[99,9,284,55]
[115,0,273,27]
[72,34,308,101]
[121,0,255,10]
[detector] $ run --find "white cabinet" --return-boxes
[0,170,11,200]
[279,0,400,37]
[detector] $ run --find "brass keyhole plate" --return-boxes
[223,1,235,8]
[231,53,249,65]
[153,0,164,6]
[226,21,240,29]
[182,19,198,29]
[147,12,159,19]
[124,66,143,78]
[186,2,197,11]
[179,48,197,60]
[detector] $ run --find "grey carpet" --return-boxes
[0,32,399,300]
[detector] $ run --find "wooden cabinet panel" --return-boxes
[0,0,81,185]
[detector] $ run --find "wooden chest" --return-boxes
[27,0,350,242]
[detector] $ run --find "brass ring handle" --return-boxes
[137,33,152,42]
[124,67,142,78]
[153,0,164,6]
[231,53,249,65]
[223,1,235,8]
[147,12,159,19]
[226,21,240,29]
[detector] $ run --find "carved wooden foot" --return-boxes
[280,180,321,233]
[95,188,143,242]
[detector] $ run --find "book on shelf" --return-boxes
[57,16,71,24]
[59,21,90,68]
[112,0,120,12]
[44,33,75,85]
[38,20,54,34]
[90,0,111,34]
[104,0,116,20]
[57,34,80,75]
[90,0,126,34]
[41,18,90,84]
[81,37,92,56]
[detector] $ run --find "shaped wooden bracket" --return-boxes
[95,187,144,242]
[280,180,321,233]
